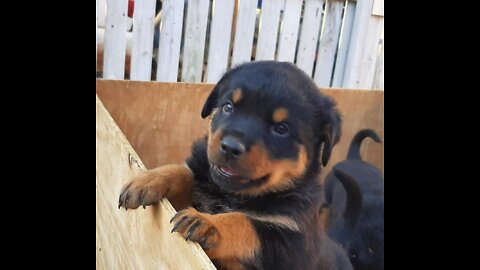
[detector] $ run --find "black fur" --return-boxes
[185,61,351,269]
[346,129,381,160]
[202,61,341,168]
[324,129,384,270]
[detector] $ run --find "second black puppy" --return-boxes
[119,61,352,270]
[324,129,384,270]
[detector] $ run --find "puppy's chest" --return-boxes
[191,188,238,214]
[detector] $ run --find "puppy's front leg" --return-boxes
[171,208,260,270]
[118,164,193,210]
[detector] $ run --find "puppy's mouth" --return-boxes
[215,165,242,179]
[210,164,268,191]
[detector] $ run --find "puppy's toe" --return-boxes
[118,177,166,210]
[170,208,220,249]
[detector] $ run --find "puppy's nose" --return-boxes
[220,136,246,159]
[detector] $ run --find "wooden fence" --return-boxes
[96,0,384,89]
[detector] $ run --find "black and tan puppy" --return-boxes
[324,129,384,270]
[118,61,352,270]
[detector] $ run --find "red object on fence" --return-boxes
[128,0,135,18]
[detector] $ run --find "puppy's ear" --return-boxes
[201,84,221,118]
[319,97,342,166]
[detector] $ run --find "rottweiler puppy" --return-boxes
[118,61,352,270]
[323,129,384,270]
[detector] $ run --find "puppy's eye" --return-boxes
[222,102,234,114]
[273,123,290,136]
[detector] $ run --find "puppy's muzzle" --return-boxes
[219,136,246,160]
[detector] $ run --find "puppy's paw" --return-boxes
[118,173,167,210]
[118,164,193,210]
[170,208,220,249]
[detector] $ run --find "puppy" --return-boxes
[119,61,352,270]
[323,129,384,270]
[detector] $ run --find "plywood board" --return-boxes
[321,88,384,177]
[96,95,216,269]
[96,80,212,169]
[96,80,383,175]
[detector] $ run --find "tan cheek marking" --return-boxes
[272,108,289,123]
[266,145,308,190]
[232,89,243,104]
[246,143,270,179]
[238,144,308,195]
[209,108,218,124]
[207,129,223,161]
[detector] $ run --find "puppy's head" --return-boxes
[202,61,341,195]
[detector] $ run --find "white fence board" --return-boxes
[181,0,210,82]
[255,0,282,61]
[130,0,156,81]
[343,0,383,89]
[98,0,384,90]
[331,0,356,87]
[314,0,344,87]
[98,0,107,28]
[373,36,384,89]
[372,0,384,16]
[277,0,303,62]
[103,0,129,79]
[205,0,235,83]
[231,0,258,66]
[97,0,99,70]
[156,0,185,82]
[296,0,325,77]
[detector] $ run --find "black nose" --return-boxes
[220,136,246,159]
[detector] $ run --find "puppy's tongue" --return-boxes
[219,166,241,177]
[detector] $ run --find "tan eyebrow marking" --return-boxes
[273,108,289,123]
[232,88,243,104]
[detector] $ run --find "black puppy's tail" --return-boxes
[347,129,382,160]
[333,168,363,233]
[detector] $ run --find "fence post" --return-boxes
[342,0,384,89]
[130,0,156,81]
[103,0,129,79]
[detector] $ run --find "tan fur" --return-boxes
[217,258,246,270]
[246,213,300,231]
[208,129,223,162]
[232,89,243,104]
[319,207,331,230]
[206,110,308,196]
[237,144,308,195]
[119,164,193,210]
[272,107,289,123]
[171,208,260,268]
[209,108,219,126]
